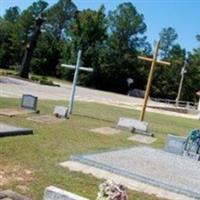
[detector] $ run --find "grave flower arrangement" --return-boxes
[96,180,128,200]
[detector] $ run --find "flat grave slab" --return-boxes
[0,108,34,117]
[27,115,65,124]
[90,127,121,135]
[70,146,200,199]
[0,123,33,137]
[44,186,89,200]
[0,190,31,200]
[128,134,157,144]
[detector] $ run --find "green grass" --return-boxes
[0,97,198,200]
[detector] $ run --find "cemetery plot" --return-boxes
[0,190,31,200]
[90,127,122,135]
[128,134,157,144]
[0,108,34,117]
[27,115,66,124]
[0,94,38,117]
[0,122,33,137]
[70,146,200,199]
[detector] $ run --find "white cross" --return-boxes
[61,50,93,118]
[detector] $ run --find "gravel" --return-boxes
[71,146,200,199]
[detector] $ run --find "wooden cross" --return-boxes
[61,50,93,118]
[138,41,171,121]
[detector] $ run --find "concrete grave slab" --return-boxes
[68,146,200,199]
[0,190,32,200]
[27,115,65,124]
[128,134,157,144]
[90,127,121,135]
[61,161,193,200]
[164,134,186,155]
[0,108,34,117]
[0,123,33,137]
[44,186,89,200]
[53,106,68,118]
[117,117,152,136]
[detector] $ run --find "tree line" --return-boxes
[0,0,200,102]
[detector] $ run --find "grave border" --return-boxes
[69,146,200,199]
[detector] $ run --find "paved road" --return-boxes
[0,76,148,107]
[0,76,197,119]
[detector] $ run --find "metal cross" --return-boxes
[138,41,171,121]
[61,50,93,118]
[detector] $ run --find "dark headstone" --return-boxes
[21,94,38,111]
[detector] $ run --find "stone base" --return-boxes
[117,117,152,136]
[44,186,89,200]
[0,123,33,137]
[53,106,68,118]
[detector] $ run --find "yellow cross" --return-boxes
[138,41,171,121]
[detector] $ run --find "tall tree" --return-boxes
[4,6,20,22]
[98,2,149,93]
[159,27,178,59]
[60,6,107,87]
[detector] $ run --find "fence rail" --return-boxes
[151,98,198,110]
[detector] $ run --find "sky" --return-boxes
[0,0,199,52]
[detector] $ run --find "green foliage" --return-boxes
[97,2,149,93]
[159,27,178,58]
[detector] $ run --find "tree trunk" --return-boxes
[20,15,44,79]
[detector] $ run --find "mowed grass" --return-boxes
[0,97,199,200]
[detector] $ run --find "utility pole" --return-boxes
[176,60,187,106]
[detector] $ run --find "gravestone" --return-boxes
[21,94,38,111]
[164,134,186,155]
[117,117,152,136]
[44,186,89,200]
[53,106,68,118]
[0,94,38,117]
[0,122,33,137]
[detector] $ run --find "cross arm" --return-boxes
[138,56,171,66]
[61,64,93,72]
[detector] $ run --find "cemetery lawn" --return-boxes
[0,97,198,200]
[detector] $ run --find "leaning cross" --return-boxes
[138,41,171,121]
[61,50,93,118]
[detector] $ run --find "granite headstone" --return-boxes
[21,94,38,111]
[164,134,186,155]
